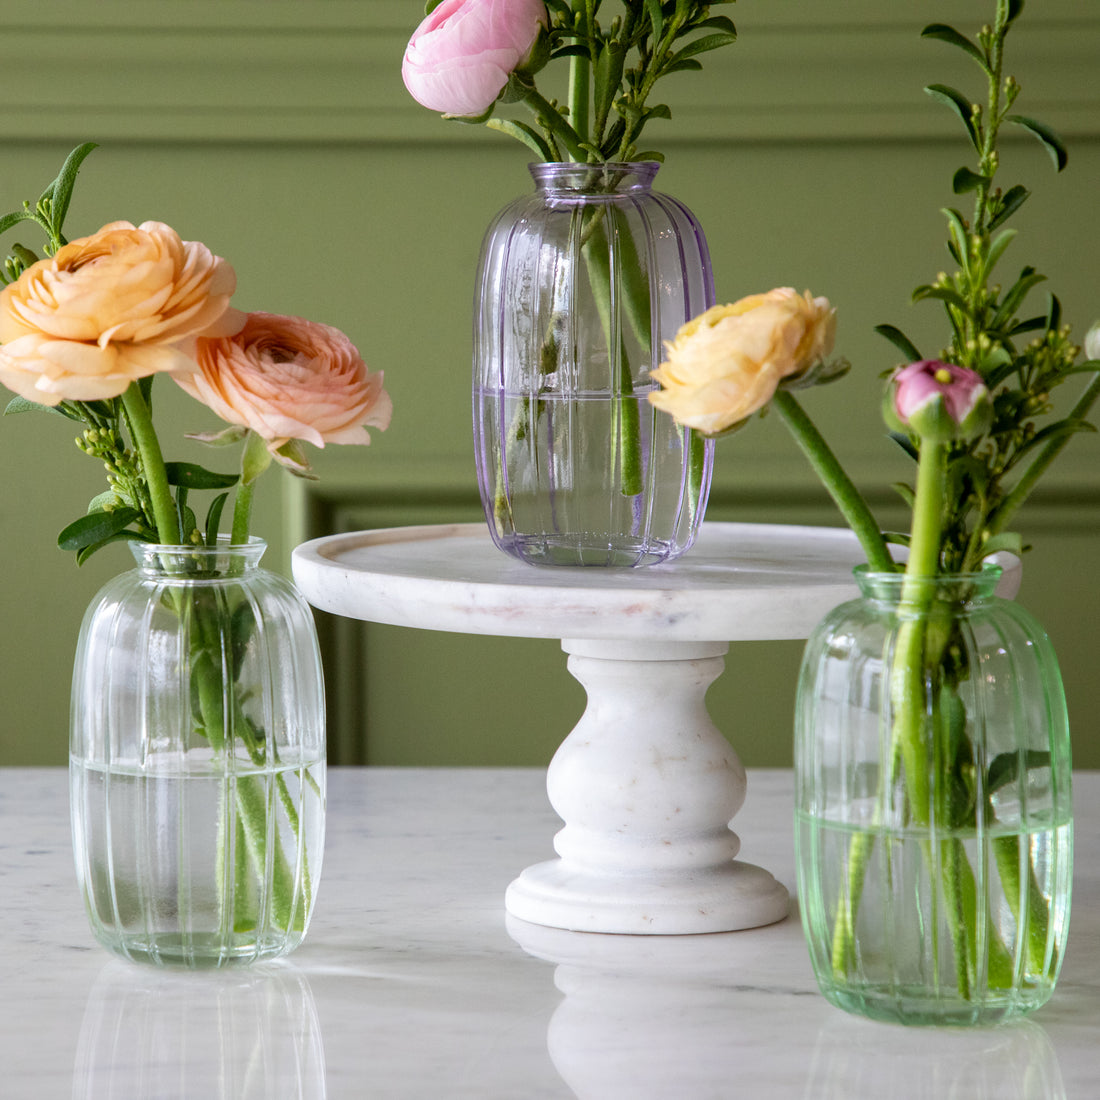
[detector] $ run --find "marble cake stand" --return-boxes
[292,521,866,936]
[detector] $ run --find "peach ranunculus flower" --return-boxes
[648,288,837,435]
[177,312,392,465]
[0,221,242,406]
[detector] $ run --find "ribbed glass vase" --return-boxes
[473,161,714,567]
[69,538,326,968]
[794,566,1073,1025]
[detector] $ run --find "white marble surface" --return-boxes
[0,767,1096,1099]
[291,521,871,642]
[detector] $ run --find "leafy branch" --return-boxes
[488,0,737,163]
[877,0,1098,573]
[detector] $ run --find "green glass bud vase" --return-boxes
[794,566,1073,1025]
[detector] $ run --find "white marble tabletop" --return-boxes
[1,767,1096,1099]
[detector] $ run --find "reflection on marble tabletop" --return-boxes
[0,768,1096,1099]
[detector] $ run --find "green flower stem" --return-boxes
[993,833,1053,975]
[568,2,591,149]
[231,480,254,546]
[192,606,306,935]
[772,390,894,573]
[521,87,587,163]
[583,209,644,496]
[120,383,181,545]
[989,370,1100,540]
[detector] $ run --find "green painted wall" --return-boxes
[1,2,1097,768]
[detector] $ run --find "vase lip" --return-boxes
[130,535,267,572]
[853,561,1003,598]
[529,160,659,193]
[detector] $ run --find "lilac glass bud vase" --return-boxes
[473,162,715,567]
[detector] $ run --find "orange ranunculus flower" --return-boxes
[178,312,392,458]
[0,221,242,406]
[648,288,836,435]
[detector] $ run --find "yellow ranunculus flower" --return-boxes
[649,288,836,435]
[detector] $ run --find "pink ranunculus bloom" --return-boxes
[177,312,392,459]
[0,221,242,406]
[402,0,548,118]
[891,359,991,442]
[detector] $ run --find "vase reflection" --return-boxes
[72,960,325,1099]
[806,1015,1065,1099]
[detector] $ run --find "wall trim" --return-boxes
[3,2,1097,145]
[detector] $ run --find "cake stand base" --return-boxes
[504,639,790,934]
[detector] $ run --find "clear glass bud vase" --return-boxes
[473,161,715,567]
[70,539,326,968]
[794,566,1073,1025]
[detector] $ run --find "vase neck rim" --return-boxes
[853,563,1002,603]
[131,536,267,575]
[529,161,659,195]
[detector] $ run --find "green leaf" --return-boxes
[953,166,991,194]
[86,491,122,514]
[986,750,1052,801]
[205,491,230,546]
[486,118,555,161]
[4,395,82,420]
[694,16,737,37]
[164,462,239,490]
[942,206,970,266]
[981,531,1024,558]
[0,209,38,238]
[424,0,445,14]
[874,324,923,362]
[985,228,1017,276]
[991,268,1046,327]
[594,41,626,130]
[888,430,920,462]
[58,507,141,551]
[666,32,737,67]
[1004,0,1025,27]
[645,0,664,40]
[1006,115,1068,171]
[883,530,912,547]
[661,59,703,75]
[924,84,980,150]
[1006,314,1045,337]
[987,184,1029,231]
[76,529,145,566]
[912,283,969,312]
[39,142,98,241]
[921,23,988,69]
[1008,419,1095,468]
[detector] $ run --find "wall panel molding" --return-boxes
[3,2,1097,145]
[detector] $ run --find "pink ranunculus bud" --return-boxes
[402,0,548,118]
[888,359,992,443]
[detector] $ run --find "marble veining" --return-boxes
[0,768,1096,1098]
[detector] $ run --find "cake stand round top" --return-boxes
[292,521,868,643]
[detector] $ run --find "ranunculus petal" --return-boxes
[177,312,392,455]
